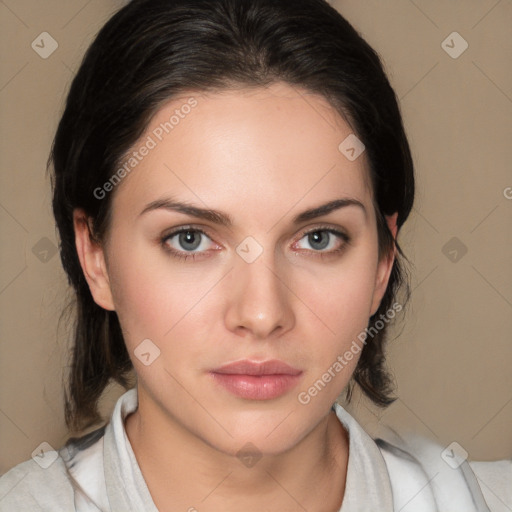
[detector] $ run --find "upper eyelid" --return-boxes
[162,225,214,241]
[163,223,347,235]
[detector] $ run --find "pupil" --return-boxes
[180,231,201,250]
[309,231,329,250]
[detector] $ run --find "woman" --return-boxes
[0,0,510,510]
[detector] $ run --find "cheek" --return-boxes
[301,249,377,332]
[107,244,221,356]
[106,243,173,344]
[293,246,378,377]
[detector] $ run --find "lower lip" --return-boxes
[210,373,302,400]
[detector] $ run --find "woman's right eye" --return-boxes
[161,228,216,261]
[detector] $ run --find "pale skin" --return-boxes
[74,82,398,511]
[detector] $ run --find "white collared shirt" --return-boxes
[1,387,510,511]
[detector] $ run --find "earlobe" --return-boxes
[370,212,398,316]
[73,208,115,311]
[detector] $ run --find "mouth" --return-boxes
[209,359,303,400]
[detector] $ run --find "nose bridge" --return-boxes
[226,240,294,338]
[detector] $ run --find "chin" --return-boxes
[200,406,319,458]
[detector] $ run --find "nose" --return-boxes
[224,250,295,340]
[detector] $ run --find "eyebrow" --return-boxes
[138,196,367,226]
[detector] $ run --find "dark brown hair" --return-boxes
[49,0,414,433]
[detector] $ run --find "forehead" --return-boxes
[110,82,373,225]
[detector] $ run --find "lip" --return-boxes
[210,359,303,400]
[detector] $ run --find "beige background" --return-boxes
[0,0,511,474]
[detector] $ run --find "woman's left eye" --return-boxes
[294,228,350,258]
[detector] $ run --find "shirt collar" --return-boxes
[332,402,394,511]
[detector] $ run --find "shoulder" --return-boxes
[0,425,108,512]
[0,453,75,511]
[469,459,512,512]
[374,429,512,512]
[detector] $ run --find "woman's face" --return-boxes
[77,82,396,456]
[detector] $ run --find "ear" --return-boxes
[73,208,115,311]
[370,212,398,317]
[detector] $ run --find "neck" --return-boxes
[125,395,349,512]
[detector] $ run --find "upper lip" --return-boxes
[211,359,302,376]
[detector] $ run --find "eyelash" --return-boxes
[160,225,351,262]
